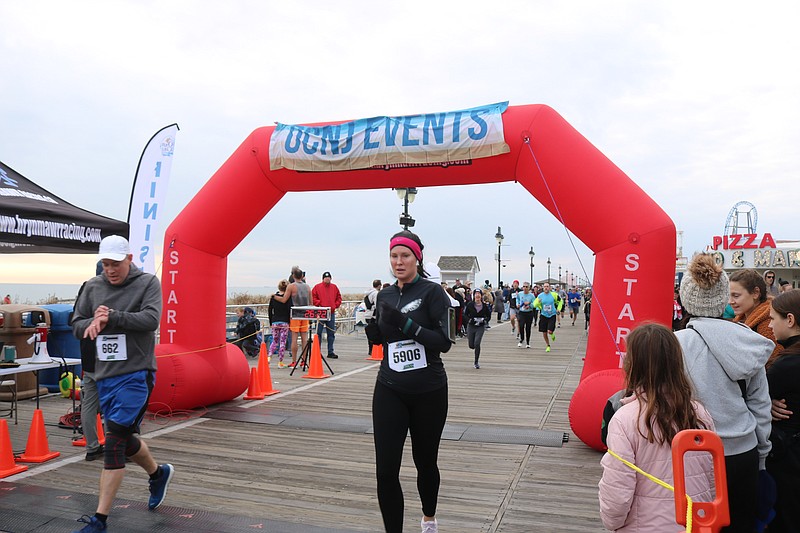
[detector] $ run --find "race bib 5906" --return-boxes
[387,339,427,372]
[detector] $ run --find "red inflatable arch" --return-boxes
[151,104,675,450]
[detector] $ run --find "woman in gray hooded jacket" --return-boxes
[675,254,774,533]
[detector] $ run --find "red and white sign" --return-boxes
[710,233,776,250]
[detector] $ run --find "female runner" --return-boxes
[463,289,491,368]
[368,230,453,533]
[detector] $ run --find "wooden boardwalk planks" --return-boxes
[1,319,607,532]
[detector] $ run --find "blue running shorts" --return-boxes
[97,370,155,430]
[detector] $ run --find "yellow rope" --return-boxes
[155,343,228,359]
[606,449,694,532]
[149,256,270,358]
[155,330,262,359]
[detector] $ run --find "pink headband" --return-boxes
[390,237,422,262]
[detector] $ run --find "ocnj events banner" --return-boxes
[269,102,510,172]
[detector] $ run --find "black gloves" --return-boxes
[365,322,383,345]
[379,302,408,330]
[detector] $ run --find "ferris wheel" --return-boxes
[724,201,758,235]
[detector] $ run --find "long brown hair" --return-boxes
[623,323,706,445]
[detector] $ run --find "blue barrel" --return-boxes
[41,304,82,392]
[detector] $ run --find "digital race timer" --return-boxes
[290,306,331,321]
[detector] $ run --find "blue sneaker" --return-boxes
[148,463,175,510]
[73,515,106,532]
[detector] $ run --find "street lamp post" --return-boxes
[547,257,551,283]
[566,269,569,288]
[528,246,535,285]
[395,187,418,230]
[558,265,562,285]
[495,226,504,288]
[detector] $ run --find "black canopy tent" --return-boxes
[0,160,128,253]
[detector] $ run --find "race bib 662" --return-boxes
[96,334,128,362]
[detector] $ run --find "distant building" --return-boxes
[678,204,799,290]
[705,232,799,290]
[437,256,480,285]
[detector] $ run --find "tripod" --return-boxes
[289,319,335,377]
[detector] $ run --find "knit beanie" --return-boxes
[680,254,729,318]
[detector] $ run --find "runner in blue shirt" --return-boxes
[534,283,563,352]
[567,287,582,326]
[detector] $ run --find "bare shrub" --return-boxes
[227,292,271,305]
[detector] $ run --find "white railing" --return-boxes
[225,300,364,340]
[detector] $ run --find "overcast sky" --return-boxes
[1,1,798,294]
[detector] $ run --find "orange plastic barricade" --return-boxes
[672,429,729,533]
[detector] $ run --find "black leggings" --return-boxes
[467,323,486,364]
[518,311,534,344]
[372,381,448,533]
[722,446,758,533]
[767,439,800,533]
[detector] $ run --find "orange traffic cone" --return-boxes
[243,368,265,400]
[0,419,27,478]
[72,414,106,447]
[367,344,384,361]
[302,334,331,380]
[256,343,280,396]
[17,409,60,463]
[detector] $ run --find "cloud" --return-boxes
[1,1,797,292]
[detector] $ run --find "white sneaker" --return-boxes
[421,518,438,533]
[517,342,523,348]
[526,344,530,349]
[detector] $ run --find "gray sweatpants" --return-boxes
[81,371,101,452]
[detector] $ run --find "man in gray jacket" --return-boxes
[71,235,173,533]
[676,254,773,533]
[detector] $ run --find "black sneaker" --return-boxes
[85,445,104,462]
[327,353,338,359]
[72,515,107,532]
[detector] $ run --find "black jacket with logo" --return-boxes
[375,276,452,394]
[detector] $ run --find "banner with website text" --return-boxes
[127,124,179,273]
[0,160,128,253]
[269,102,510,172]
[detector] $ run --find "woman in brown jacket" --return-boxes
[729,269,782,367]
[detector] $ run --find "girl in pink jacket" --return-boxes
[599,323,716,532]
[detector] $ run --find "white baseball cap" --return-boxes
[98,235,131,261]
